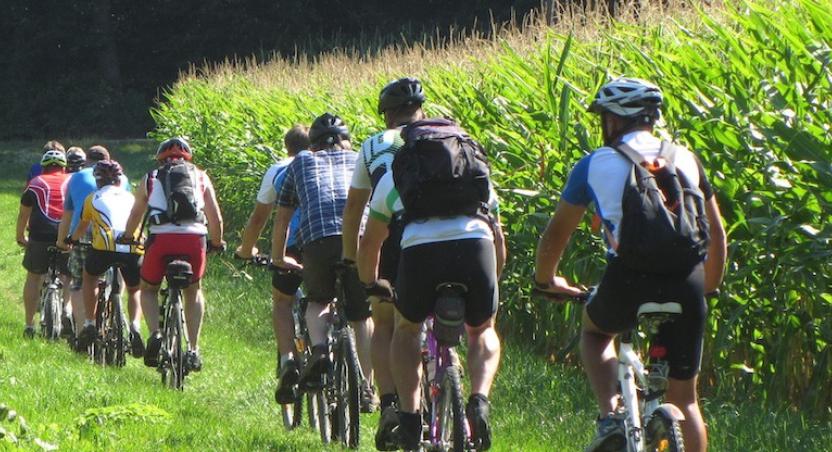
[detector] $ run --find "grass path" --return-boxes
[0,141,828,450]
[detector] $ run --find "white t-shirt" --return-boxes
[368,171,498,249]
[350,129,405,190]
[256,157,294,205]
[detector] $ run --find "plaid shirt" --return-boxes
[277,149,357,246]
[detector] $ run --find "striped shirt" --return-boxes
[276,149,357,246]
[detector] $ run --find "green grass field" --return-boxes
[1,141,829,450]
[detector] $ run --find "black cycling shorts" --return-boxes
[271,246,303,295]
[302,236,370,321]
[396,238,498,327]
[585,258,706,380]
[85,249,142,288]
[378,217,404,291]
[23,240,69,275]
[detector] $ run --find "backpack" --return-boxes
[148,160,205,225]
[391,118,491,222]
[613,141,710,275]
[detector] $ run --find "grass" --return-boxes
[1,140,830,450]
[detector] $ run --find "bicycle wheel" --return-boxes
[161,292,185,390]
[420,362,433,443]
[93,296,109,365]
[334,328,361,448]
[437,365,466,452]
[645,409,685,452]
[307,392,320,432]
[41,287,62,340]
[110,298,127,367]
[316,389,331,444]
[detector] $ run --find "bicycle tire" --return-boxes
[645,409,685,452]
[111,297,127,367]
[307,392,320,432]
[316,388,331,444]
[161,290,185,390]
[41,287,62,340]
[334,328,361,448]
[437,365,466,452]
[420,362,433,443]
[93,295,108,365]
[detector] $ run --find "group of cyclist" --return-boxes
[18,138,223,374]
[15,74,726,452]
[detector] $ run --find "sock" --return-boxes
[280,353,293,367]
[130,321,141,334]
[380,393,398,410]
[83,319,94,327]
[25,323,34,329]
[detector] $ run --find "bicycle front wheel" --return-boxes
[645,409,685,452]
[316,389,331,444]
[334,328,361,448]
[437,365,466,452]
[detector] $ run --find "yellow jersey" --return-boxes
[81,186,142,254]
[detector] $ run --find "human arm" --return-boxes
[270,206,301,270]
[341,187,371,261]
[16,204,31,247]
[493,222,507,278]
[236,202,271,259]
[533,200,587,296]
[202,176,224,248]
[122,178,148,241]
[357,216,390,284]
[71,219,90,243]
[56,210,73,250]
[703,196,727,294]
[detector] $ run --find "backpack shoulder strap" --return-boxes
[612,142,647,166]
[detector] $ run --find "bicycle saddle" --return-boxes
[637,302,682,327]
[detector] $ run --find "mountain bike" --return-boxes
[533,287,686,452]
[303,262,363,448]
[157,257,193,390]
[39,246,67,340]
[420,282,472,452]
[89,265,128,367]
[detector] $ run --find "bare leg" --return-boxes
[371,300,396,396]
[82,271,99,322]
[140,282,161,333]
[465,316,501,397]
[125,285,142,327]
[391,316,423,413]
[305,301,331,347]
[580,309,619,414]
[666,376,707,452]
[69,288,86,335]
[23,272,41,327]
[183,282,204,351]
[350,316,374,383]
[272,288,295,356]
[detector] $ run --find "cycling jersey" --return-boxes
[367,171,498,249]
[562,131,713,255]
[262,158,300,248]
[65,167,130,235]
[80,185,141,254]
[351,129,405,190]
[144,166,212,235]
[21,170,69,241]
[276,149,357,246]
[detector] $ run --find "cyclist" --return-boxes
[57,146,124,347]
[357,162,506,451]
[341,77,425,437]
[73,160,144,357]
[66,147,86,173]
[122,137,224,372]
[271,113,372,393]
[533,78,727,452]
[234,125,310,403]
[26,141,65,183]
[17,150,70,338]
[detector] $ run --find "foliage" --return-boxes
[154,0,831,414]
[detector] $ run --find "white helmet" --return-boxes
[588,77,663,118]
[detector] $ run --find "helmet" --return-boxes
[309,113,350,146]
[41,150,67,168]
[66,148,86,171]
[156,137,192,161]
[378,77,425,114]
[93,160,123,185]
[588,77,663,118]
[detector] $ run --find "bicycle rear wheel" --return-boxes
[437,365,466,452]
[334,328,361,448]
[645,409,685,452]
[41,287,62,340]
[108,298,127,367]
[161,293,185,390]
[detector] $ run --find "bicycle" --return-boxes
[419,282,472,452]
[244,254,315,432]
[89,265,129,367]
[533,287,686,452]
[300,261,363,448]
[39,246,68,340]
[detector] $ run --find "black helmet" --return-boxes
[309,113,350,146]
[93,159,123,186]
[378,77,425,114]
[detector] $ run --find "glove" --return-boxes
[365,279,395,300]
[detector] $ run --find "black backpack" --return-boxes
[391,118,490,222]
[613,141,710,275]
[149,159,205,225]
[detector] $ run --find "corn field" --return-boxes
[152,0,832,415]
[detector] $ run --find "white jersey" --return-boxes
[256,157,294,205]
[351,129,405,190]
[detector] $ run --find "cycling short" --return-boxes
[586,258,706,380]
[302,236,370,321]
[85,249,142,288]
[23,240,69,275]
[68,245,88,289]
[378,217,403,286]
[141,233,206,285]
[396,238,498,327]
[272,246,302,295]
